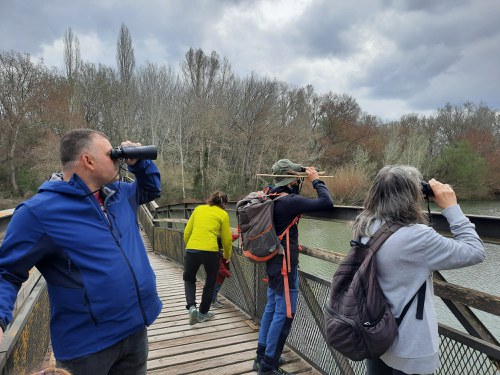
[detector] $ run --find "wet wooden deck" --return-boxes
[144,234,320,374]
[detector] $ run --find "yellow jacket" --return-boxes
[184,204,233,260]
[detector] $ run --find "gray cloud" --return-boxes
[0,0,498,120]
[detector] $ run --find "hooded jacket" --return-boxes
[0,160,162,360]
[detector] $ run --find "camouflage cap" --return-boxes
[272,159,304,187]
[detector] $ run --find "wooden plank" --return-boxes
[149,331,258,359]
[149,327,256,351]
[147,321,252,344]
[148,350,257,374]
[434,279,500,315]
[147,340,256,370]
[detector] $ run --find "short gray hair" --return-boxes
[60,129,108,166]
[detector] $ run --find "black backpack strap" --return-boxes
[396,281,426,325]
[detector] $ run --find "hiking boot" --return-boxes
[197,311,215,323]
[188,306,198,325]
[252,356,286,371]
[211,300,224,308]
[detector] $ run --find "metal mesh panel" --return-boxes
[287,274,366,375]
[220,250,260,317]
[438,336,500,374]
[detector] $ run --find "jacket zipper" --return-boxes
[92,191,148,325]
[103,194,148,325]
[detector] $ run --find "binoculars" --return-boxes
[110,145,158,160]
[420,181,434,197]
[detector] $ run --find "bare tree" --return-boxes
[116,23,135,85]
[136,62,178,146]
[63,27,81,81]
[0,51,47,193]
[76,62,121,143]
[181,48,220,100]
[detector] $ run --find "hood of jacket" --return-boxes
[38,172,113,198]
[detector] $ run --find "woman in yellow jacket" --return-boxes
[183,191,233,325]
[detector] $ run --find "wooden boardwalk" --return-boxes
[145,241,320,374]
[41,232,320,374]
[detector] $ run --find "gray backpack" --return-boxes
[236,191,298,263]
[324,223,425,361]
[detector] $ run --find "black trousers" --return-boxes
[183,250,219,314]
[366,358,434,375]
[56,327,148,375]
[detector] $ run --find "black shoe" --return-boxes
[253,356,285,371]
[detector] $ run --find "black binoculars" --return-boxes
[110,145,158,160]
[420,181,434,197]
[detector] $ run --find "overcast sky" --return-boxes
[1,0,499,121]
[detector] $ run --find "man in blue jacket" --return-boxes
[254,159,334,375]
[0,129,162,375]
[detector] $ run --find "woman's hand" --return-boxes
[429,178,457,210]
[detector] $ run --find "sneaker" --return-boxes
[211,300,224,308]
[258,368,294,375]
[253,356,286,371]
[197,311,215,323]
[188,306,198,325]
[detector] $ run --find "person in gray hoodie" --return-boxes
[352,165,485,375]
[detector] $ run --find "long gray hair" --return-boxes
[352,165,429,237]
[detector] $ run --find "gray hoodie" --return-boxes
[363,204,485,374]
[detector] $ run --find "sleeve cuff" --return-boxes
[127,159,151,173]
[312,179,324,189]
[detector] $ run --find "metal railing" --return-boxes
[0,210,51,375]
[147,202,500,375]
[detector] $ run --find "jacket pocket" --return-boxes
[83,289,99,326]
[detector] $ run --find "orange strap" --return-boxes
[278,216,299,272]
[278,215,299,319]
[282,254,292,318]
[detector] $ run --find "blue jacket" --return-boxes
[0,160,162,360]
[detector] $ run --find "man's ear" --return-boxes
[81,153,95,170]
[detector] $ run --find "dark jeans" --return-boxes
[183,250,219,314]
[257,264,299,372]
[212,282,222,302]
[56,327,148,375]
[366,357,434,375]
